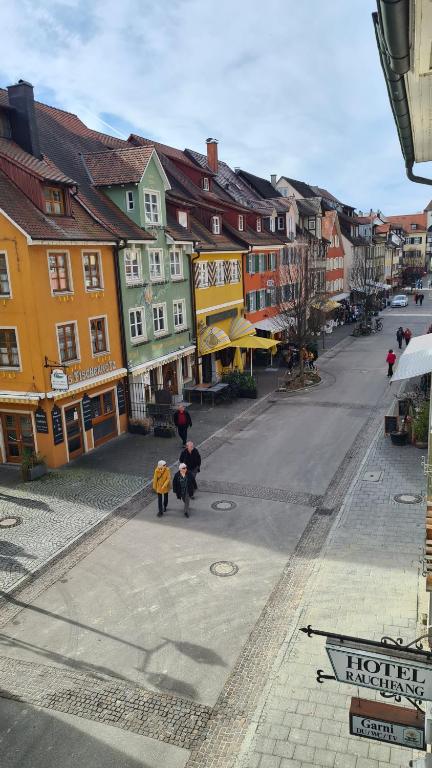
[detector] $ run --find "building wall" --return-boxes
[243,250,280,323]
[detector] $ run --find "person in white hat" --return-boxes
[172,462,197,518]
[152,459,171,517]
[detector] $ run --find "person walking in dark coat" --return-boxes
[173,463,197,518]
[173,405,192,446]
[179,441,201,493]
[420,293,425,306]
[386,349,396,378]
[396,327,404,350]
[414,292,419,305]
[404,328,412,346]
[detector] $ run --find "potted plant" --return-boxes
[222,371,257,399]
[390,416,410,446]
[413,402,429,448]
[21,448,47,481]
[128,417,152,435]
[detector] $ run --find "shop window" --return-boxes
[90,316,108,355]
[0,328,20,368]
[48,252,72,293]
[0,253,11,296]
[57,322,79,363]
[83,252,102,290]
[44,186,65,215]
[91,390,117,446]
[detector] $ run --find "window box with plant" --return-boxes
[21,449,47,481]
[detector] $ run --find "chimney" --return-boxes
[7,80,41,158]
[206,138,218,172]
[271,174,277,187]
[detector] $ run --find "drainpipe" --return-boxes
[190,245,200,384]
[114,239,131,418]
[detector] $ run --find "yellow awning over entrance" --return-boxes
[229,336,279,350]
[229,316,256,340]
[198,325,231,355]
[311,299,340,312]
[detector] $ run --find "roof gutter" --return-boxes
[373,2,432,186]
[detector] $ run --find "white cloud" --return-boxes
[0,0,430,213]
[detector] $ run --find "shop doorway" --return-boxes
[1,412,35,463]
[65,404,84,460]
[162,362,178,394]
[202,354,213,384]
[90,389,118,447]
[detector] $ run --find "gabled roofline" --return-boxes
[144,148,171,191]
[0,205,32,243]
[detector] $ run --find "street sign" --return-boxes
[326,639,432,701]
[349,698,425,750]
[51,368,68,391]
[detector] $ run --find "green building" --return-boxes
[84,146,195,408]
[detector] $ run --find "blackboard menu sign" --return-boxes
[398,399,410,417]
[117,381,126,415]
[384,415,399,435]
[51,405,64,445]
[82,393,93,431]
[35,407,49,434]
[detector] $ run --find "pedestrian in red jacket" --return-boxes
[386,349,396,378]
[404,328,412,346]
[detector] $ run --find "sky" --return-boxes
[1,0,431,215]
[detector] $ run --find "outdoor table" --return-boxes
[183,382,230,406]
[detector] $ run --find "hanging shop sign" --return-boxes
[116,380,126,415]
[349,698,425,750]
[35,407,49,434]
[51,368,69,391]
[51,405,64,445]
[67,360,116,385]
[326,639,432,701]
[81,394,93,431]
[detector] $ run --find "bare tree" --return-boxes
[349,243,385,316]
[274,234,327,383]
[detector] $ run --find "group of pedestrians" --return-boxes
[414,292,425,306]
[152,438,201,520]
[396,326,412,349]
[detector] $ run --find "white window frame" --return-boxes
[47,250,73,296]
[202,177,210,191]
[152,302,167,337]
[211,216,221,235]
[258,289,266,310]
[177,210,188,228]
[82,250,104,292]
[215,260,225,286]
[143,189,161,225]
[124,248,142,285]
[269,217,276,233]
[230,260,240,283]
[256,218,262,233]
[198,261,209,288]
[126,190,135,211]
[258,254,266,273]
[247,292,256,312]
[56,320,80,364]
[173,299,187,331]
[169,248,183,280]
[277,216,284,231]
[149,249,165,282]
[0,325,21,370]
[89,314,110,357]
[0,251,12,298]
[238,215,244,231]
[268,252,276,271]
[129,306,147,344]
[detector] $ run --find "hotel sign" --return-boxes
[349,698,425,750]
[326,639,432,701]
[67,360,116,385]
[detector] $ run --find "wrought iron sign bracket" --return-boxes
[44,356,68,370]
[300,625,432,659]
[316,669,336,685]
[379,690,425,714]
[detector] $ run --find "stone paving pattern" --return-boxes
[0,655,210,749]
[230,426,426,768]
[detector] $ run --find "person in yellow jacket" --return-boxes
[153,460,171,517]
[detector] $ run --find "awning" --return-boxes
[229,336,279,350]
[391,333,432,382]
[311,299,340,312]
[229,316,256,339]
[254,313,294,333]
[198,325,231,355]
[332,292,350,302]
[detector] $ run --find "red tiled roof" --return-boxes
[386,213,427,231]
[128,134,201,170]
[375,223,390,234]
[84,146,154,185]
[0,137,75,184]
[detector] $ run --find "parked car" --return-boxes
[391,294,409,307]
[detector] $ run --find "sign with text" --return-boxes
[67,360,116,385]
[35,407,49,434]
[51,368,68,392]
[116,380,126,415]
[82,394,93,432]
[349,698,425,750]
[51,405,64,445]
[326,639,432,701]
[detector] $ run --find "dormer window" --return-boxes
[211,216,221,235]
[277,216,284,230]
[177,210,188,228]
[202,177,210,191]
[269,217,275,233]
[411,223,418,230]
[126,190,135,211]
[238,215,244,231]
[256,218,262,233]
[44,186,65,215]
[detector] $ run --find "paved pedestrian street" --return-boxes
[0,302,430,768]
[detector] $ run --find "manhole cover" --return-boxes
[211,500,237,511]
[210,561,239,577]
[0,516,22,528]
[363,471,383,482]
[394,494,422,505]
